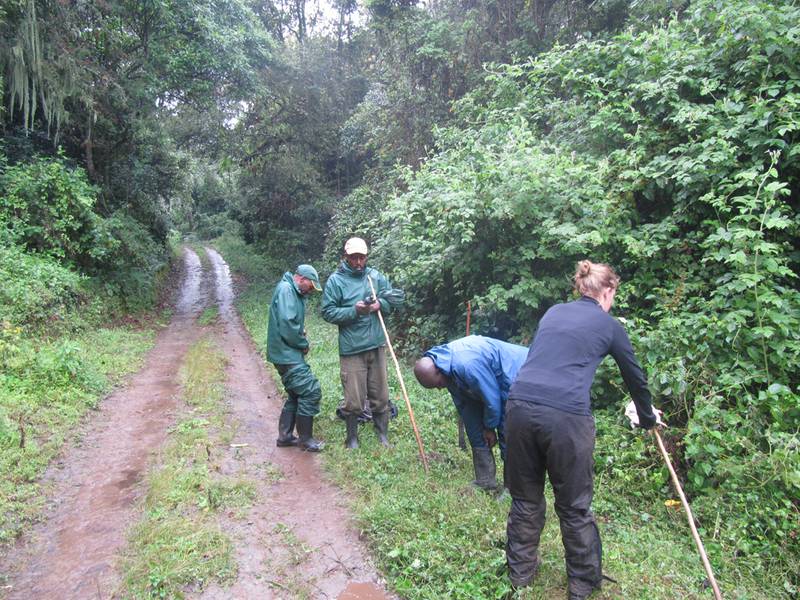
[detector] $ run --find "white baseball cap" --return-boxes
[344,237,369,255]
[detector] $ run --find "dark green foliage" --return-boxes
[381,0,800,569]
[0,236,85,327]
[0,154,167,314]
[90,211,167,308]
[0,154,99,265]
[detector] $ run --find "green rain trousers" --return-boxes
[276,363,322,417]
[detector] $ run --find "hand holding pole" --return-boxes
[367,276,429,472]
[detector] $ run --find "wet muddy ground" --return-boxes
[1,247,392,600]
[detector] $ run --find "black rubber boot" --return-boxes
[295,415,324,452]
[345,414,359,449]
[471,446,499,491]
[567,578,599,600]
[276,409,298,447]
[373,411,390,447]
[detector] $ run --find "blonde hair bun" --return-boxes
[574,260,620,298]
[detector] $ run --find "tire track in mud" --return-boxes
[0,247,211,599]
[200,247,392,600]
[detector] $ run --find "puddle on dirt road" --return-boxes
[337,581,391,600]
[176,247,204,314]
[205,247,234,319]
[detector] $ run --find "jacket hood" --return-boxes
[424,344,454,376]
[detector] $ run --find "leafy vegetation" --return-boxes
[374,0,800,577]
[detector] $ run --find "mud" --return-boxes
[0,246,393,600]
[199,247,391,599]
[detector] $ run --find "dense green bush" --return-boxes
[90,211,167,309]
[0,154,99,266]
[381,0,800,571]
[0,154,167,312]
[0,235,85,328]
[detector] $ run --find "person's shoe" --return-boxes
[345,414,359,449]
[471,446,499,491]
[567,577,599,600]
[276,409,298,447]
[373,410,390,447]
[295,415,324,452]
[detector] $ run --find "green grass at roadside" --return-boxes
[0,323,155,546]
[217,237,791,600]
[119,336,255,598]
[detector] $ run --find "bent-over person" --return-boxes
[414,335,528,491]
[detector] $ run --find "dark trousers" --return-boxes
[275,362,322,417]
[505,400,601,588]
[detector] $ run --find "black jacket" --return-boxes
[509,296,657,427]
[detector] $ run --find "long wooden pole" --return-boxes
[457,301,472,450]
[367,276,429,472]
[653,429,722,600]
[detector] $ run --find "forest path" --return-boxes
[0,247,390,600]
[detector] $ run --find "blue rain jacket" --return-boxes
[425,335,529,450]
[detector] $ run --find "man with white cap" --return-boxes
[322,237,404,449]
[267,264,324,451]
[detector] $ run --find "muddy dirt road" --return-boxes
[1,248,391,600]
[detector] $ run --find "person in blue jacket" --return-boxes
[413,335,529,491]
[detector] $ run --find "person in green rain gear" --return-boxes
[321,237,404,449]
[267,264,324,452]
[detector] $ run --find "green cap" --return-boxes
[296,264,322,291]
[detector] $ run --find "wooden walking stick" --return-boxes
[367,276,429,472]
[457,301,471,450]
[653,429,723,600]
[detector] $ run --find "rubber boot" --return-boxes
[471,447,498,491]
[567,577,599,600]
[373,411,390,447]
[295,415,324,452]
[345,414,359,449]
[276,409,298,447]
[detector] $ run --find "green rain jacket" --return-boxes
[321,261,400,356]
[267,272,309,365]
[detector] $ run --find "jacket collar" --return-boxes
[339,260,369,278]
[284,271,303,296]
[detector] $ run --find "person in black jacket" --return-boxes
[504,260,662,600]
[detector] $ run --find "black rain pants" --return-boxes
[504,399,602,589]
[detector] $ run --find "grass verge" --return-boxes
[118,336,256,598]
[0,322,155,546]
[214,237,791,600]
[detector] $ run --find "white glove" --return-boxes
[625,400,665,429]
